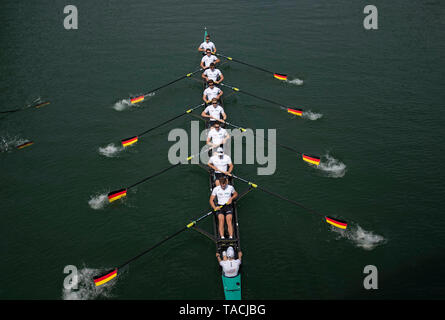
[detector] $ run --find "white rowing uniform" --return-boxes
[201,54,218,68]
[212,184,236,205]
[199,41,216,52]
[207,127,228,145]
[219,259,241,278]
[204,104,224,120]
[203,68,222,82]
[209,154,232,173]
[203,86,221,101]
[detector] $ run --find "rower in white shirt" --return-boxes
[200,49,220,69]
[206,121,230,148]
[198,34,216,54]
[202,63,224,85]
[210,177,238,239]
[208,147,233,186]
[216,247,242,277]
[201,98,227,127]
[203,80,223,105]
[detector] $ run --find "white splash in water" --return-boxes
[98,143,123,158]
[303,110,323,121]
[317,153,346,178]
[113,99,131,111]
[0,135,28,152]
[287,78,304,86]
[113,93,154,111]
[332,225,386,250]
[88,193,108,210]
[62,267,115,300]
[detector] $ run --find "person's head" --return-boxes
[206,49,211,56]
[217,147,224,158]
[211,98,218,106]
[213,122,220,130]
[206,35,210,42]
[219,176,227,188]
[227,246,235,259]
[209,62,215,70]
[208,80,214,87]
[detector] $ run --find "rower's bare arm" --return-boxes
[232,191,239,201]
[219,74,224,83]
[238,251,242,260]
[215,58,221,64]
[228,163,233,173]
[222,112,227,120]
[209,195,217,210]
[201,73,207,80]
[201,110,209,118]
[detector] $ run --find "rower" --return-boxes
[200,49,220,70]
[216,247,242,277]
[198,34,216,54]
[201,98,227,127]
[210,177,238,239]
[208,147,233,186]
[202,63,224,85]
[203,80,223,105]
[206,121,230,148]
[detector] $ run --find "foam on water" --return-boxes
[303,110,323,120]
[62,267,115,300]
[331,224,386,250]
[287,78,304,86]
[317,153,347,178]
[88,193,108,210]
[112,93,155,111]
[0,135,29,152]
[98,143,123,157]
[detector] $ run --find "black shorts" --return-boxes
[216,204,233,216]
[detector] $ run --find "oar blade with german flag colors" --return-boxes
[325,216,348,230]
[16,141,34,149]
[121,136,138,147]
[130,95,145,104]
[287,107,303,117]
[108,188,127,203]
[273,73,288,81]
[302,154,321,166]
[93,268,118,287]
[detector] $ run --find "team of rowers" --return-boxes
[198,34,242,277]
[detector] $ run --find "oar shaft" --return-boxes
[117,210,213,269]
[217,53,273,74]
[221,83,287,109]
[143,68,202,97]
[137,103,204,137]
[127,163,181,189]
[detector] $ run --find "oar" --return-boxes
[216,53,288,81]
[128,68,203,104]
[186,112,321,166]
[220,119,320,166]
[107,147,214,203]
[220,82,305,117]
[229,173,348,230]
[93,206,221,287]
[120,102,205,147]
[0,101,50,114]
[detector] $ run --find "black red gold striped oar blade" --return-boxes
[93,269,118,287]
[130,95,144,104]
[302,154,321,166]
[325,216,348,230]
[287,107,303,117]
[274,73,288,81]
[121,136,138,147]
[108,188,127,203]
[16,141,34,149]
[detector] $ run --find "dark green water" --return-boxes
[1,0,444,299]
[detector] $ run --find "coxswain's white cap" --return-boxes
[227,246,235,258]
[217,147,224,154]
